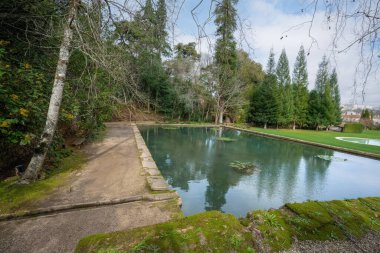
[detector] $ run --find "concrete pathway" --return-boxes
[0,122,179,253]
[33,122,149,207]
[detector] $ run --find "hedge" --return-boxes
[343,123,364,133]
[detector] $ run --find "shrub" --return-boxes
[343,123,364,133]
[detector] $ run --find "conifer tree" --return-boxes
[314,56,329,94]
[276,49,293,126]
[248,74,279,128]
[330,68,341,123]
[308,90,323,130]
[266,48,276,74]
[156,0,170,57]
[214,0,239,124]
[276,49,291,87]
[322,81,336,128]
[292,45,309,129]
[311,56,338,129]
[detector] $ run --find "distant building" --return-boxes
[342,112,360,123]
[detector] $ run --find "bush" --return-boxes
[343,123,364,133]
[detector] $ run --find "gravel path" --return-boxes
[284,231,380,253]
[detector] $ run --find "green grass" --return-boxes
[233,124,380,155]
[75,211,255,253]
[0,149,86,215]
[75,197,380,253]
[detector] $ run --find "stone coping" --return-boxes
[131,124,171,191]
[0,193,178,222]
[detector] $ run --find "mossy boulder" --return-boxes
[75,211,255,253]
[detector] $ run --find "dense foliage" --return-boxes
[0,0,344,178]
[248,47,342,130]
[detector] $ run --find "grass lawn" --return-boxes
[233,124,380,156]
[75,197,380,253]
[0,149,85,215]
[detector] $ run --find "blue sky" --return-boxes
[167,0,379,106]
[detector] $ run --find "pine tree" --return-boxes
[292,45,309,129]
[265,74,280,126]
[266,48,276,74]
[330,68,341,123]
[276,49,293,126]
[308,90,323,130]
[214,0,239,124]
[276,49,291,87]
[156,0,170,57]
[248,74,279,128]
[314,56,329,94]
[322,80,336,128]
[312,56,337,129]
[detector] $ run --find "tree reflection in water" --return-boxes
[139,126,380,216]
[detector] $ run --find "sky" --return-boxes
[167,0,380,107]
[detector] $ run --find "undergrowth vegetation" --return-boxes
[0,149,85,214]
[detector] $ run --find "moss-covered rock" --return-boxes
[75,211,255,253]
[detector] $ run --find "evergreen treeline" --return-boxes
[248,47,342,129]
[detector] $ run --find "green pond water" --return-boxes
[139,126,380,216]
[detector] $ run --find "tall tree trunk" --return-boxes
[218,105,224,124]
[292,121,296,130]
[21,0,79,183]
[264,122,267,129]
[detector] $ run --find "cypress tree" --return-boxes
[276,49,293,126]
[292,45,309,129]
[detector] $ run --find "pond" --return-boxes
[336,137,380,147]
[139,126,380,217]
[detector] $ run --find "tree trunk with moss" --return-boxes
[21,0,79,183]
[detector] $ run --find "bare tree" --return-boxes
[21,0,80,183]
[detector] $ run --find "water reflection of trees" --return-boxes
[140,126,333,212]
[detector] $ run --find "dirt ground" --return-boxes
[0,123,180,253]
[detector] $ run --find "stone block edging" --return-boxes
[0,193,178,222]
[131,124,171,191]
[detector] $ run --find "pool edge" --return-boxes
[225,125,380,161]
